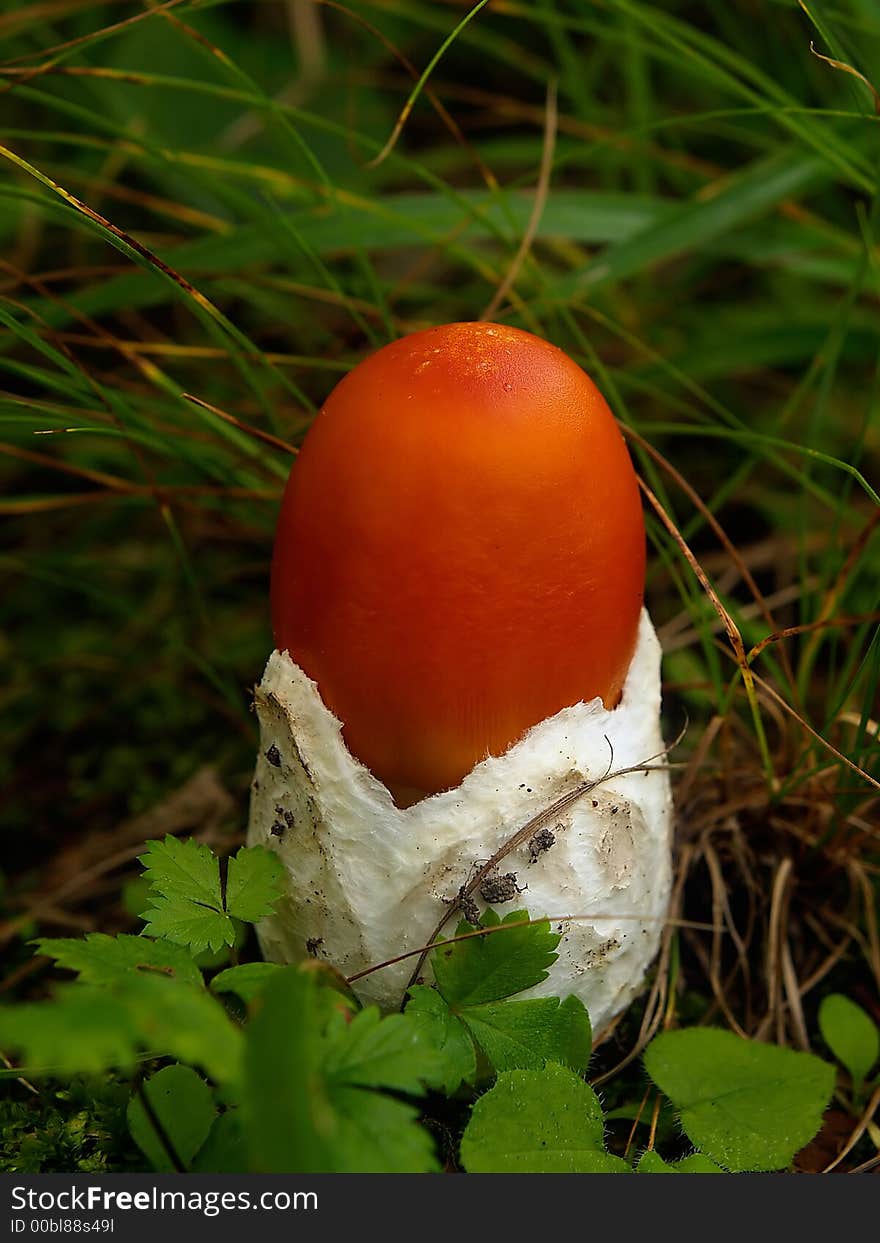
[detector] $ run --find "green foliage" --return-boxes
[0,974,242,1087]
[243,967,440,1173]
[0,841,284,1090]
[0,1081,137,1174]
[459,995,591,1075]
[432,909,559,1005]
[127,1066,216,1172]
[323,1006,443,1097]
[643,1028,836,1172]
[818,994,879,1089]
[139,838,284,955]
[0,988,155,1077]
[460,1063,630,1173]
[191,1111,247,1174]
[0,859,846,1174]
[403,986,477,1094]
[225,846,288,925]
[405,911,591,1081]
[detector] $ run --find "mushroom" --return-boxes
[247,322,672,1031]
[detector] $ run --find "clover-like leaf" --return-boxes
[138,839,283,955]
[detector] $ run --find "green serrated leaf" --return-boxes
[243,966,439,1173]
[460,994,591,1074]
[140,900,234,957]
[412,911,588,1081]
[224,845,284,924]
[818,994,879,1087]
[405,986,476,1094]
[35,934,203,988]
[127,1066,216,1172]
[211,962,282,1004]
[138,837,230,954]
[0,989,141,1075]
[324,1007,436,1096]
[0,974,242,1087]
[460,1063,629,1173]
[139,837,222,910]
[637,1150,724,1173]
[128,974,244,1087]
[137,839,281,955]
[644,1029,836,1172]
[432,909,559,1007]
[327,1087,439,1174]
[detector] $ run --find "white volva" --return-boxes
[246,609,672,1032]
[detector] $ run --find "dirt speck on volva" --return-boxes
[528,827,556,863]
[479,872,524,904]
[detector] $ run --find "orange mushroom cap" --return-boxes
[271,322,645,802]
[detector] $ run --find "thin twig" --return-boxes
[347,908,720,987]
[821,1084,880,1173]
[397,727,685,1002]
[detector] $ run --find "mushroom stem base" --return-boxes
[246,609,673,1031]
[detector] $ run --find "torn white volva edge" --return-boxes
[246,609,673,1032]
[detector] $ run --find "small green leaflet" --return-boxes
[138,838,284,954]
[644,1028,836,1172]
[432,909,559,1006]
[637,1151,724,1173]
[35,934,203,988]
[225,847,286,924]
[323,1088,436,1174]
[323,1006,446,1096]
[461,995,591,1074]
[818,994,879,1088]
[460,1063,629,1173]
[412,909,591,1082]
[127,1066,216,1172]
[244,966,440,1173]
[404,987,477,1094]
